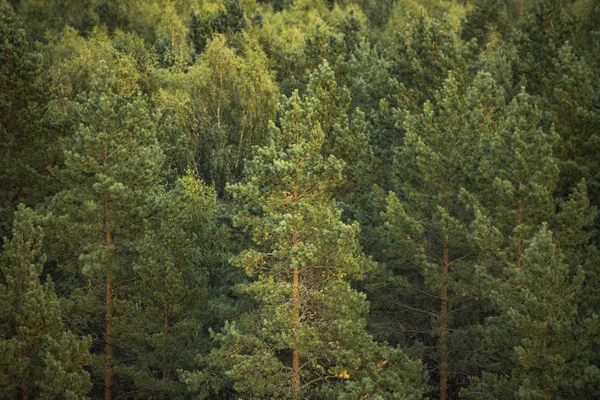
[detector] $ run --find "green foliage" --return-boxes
[461,0,513,48]
[353,0,396,28]
[544,43,600,206]
[369,16,473,188]
[41,27,156,137]
[303,60,372,202]
[0,1,50,238]
[185,35,278,196]
[463,79,599,400]
[188,0,247,58]
[464,226,600,399]
[44,59,166,398]
[473,89,560,255]
[514,0,576,95]
[258,0,292,13]
[15,0,100,40]
[128,173,217,399]
[467,87,596,273]
[182,90,427,398]
[3,2,600,399]
[376,71,505,398]
[0,205,92,399]
[16,0,198,53]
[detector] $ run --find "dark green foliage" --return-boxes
[386,16,473,115]
[514,0,576,95]
[463,84,599,400]
[188,0,247,59]
[369,16,473,189]
[15,0,100,40]
[303,61,372,195]
[274,22,346,95]
[337,9,363,56]
[128,174,217,399]
[215,0,246,34]
[0,206,92,399]
[544,43,600,209]
[259,0,292,13]
[0,2,49,238]
[250,9,264,27]
[354,0,395,28]
[461,0,512,48]
[464,227,600,399]
[188,8,216,57]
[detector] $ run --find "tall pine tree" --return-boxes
[183,91,427,399]
[44,60,165,400]
[463,87,599,400]
[378,71,505,400]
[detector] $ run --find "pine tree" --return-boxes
[0,205,92,399]
[384,15,473,117]
[465,88,596,280]
[461,0,511,50]
[379,71,505,400]
[462,88,599,399]
[44,60,165,400]
[128,173,216,400]
[188,0,247,60]
[463,226,600,399]
[182,91,427,399]
[188,7,215,58]
[14,0,100,41]
[301,60,373,218]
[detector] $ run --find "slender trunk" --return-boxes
[104,126,114,400]
[105,274,114,400]
[292,263,300,400]
[18,263,29,400]
[162,303,169,400]
[440,243,449,400]
[292,185,301,400]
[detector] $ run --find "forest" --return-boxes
[1,0,599,399]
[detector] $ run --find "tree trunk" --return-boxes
[104,127,114,400]
[440,243,449,400]
[292,262,301,400]
[105,274,113,400]
[162,303,169,400]
[292,184,301,400]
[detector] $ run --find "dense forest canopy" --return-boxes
[1,0,599,399]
